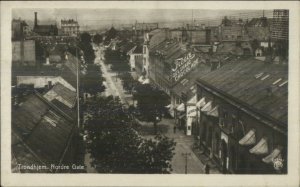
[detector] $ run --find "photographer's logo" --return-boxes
[273,158,284,170]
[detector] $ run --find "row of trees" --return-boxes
[84,96,176,173]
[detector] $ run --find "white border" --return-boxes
[1,1,299,187]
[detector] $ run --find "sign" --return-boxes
[187,105,197,117]
[171,52,200,82]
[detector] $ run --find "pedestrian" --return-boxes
[173,126,176,133]
[205,164,210,174]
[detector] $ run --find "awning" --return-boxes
[138,76,144,83]
[239,129,256,146]
[262,146,283,164]
[187,95,197,104]
[196,97,206,108]
[207,105,219,117]
[142,78,150,84]
[201,101,212,112]
[176,103,185,112]
[249,138,268,155]
[165,104,172,108]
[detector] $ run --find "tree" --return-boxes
[81,64,105,96]
[93,34,103,45]
[84,96,176,173]
[78,32,96,64]
[104,48,130,76]
[119,72,138,94]
[133,84,170,134]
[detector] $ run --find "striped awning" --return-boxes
[187,95,197,104]
[138,76,144,83]
[239,129,256,146]
[176,103,185,112]
[165,104,172,108]
[207,105,219,117]
[196,97,206,108]
[249,138,268,155]
[262,146,283,164]
[201,101,212,112]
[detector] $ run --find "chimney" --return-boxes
[34,12,38,27]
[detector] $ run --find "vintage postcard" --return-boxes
[1,1,299,187]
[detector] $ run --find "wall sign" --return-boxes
[171,52,200,81]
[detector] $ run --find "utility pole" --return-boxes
[182,152,191,174]
[76,15,80,129]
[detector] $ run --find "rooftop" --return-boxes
[43,82,77,109]
[197,59,288,126]
[12,93,76,169]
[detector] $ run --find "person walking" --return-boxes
[173,126,177,133]
[205,164,210,174]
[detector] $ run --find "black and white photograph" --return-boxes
[1,1,300,187]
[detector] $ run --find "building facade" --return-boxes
[61,19,80,36]
[192,59,287,174]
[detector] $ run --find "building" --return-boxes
[192,58,287,174]
[169,53,240,135]
[271,10,289,62]
[33,12,58,36]
[127,45,143,71]
[12,40,36,66]
[12,89,78,173]
[133,22,159,42]
[61,19,80,36]
[220,17,247,42]
[12,19,30,40]
[272,10,289,41]
[14,52,80,92]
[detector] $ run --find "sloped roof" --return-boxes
[133,45,143,54]
[44,82,77,108]
[171,62,212,97]
[60,52,79,89]
[34,25,58,33]
[197,59,288,126]
[12,93,76,171]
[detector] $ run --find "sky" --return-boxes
[12,9,273,30]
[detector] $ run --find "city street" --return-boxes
[141,118,205,174]
[92,45,206,174]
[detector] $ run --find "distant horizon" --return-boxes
[13,9,274,30]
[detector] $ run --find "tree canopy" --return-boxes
[104,48,130,73]
[84,96,175,173]
[78,32,95,64]
[81,64,105,96]
[133,84,170,122]
[93,34,103,45]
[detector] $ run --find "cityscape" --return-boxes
[11,8,288,174]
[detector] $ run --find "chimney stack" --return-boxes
[34,12,37,27]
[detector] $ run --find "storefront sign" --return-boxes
[171,52,200,81]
